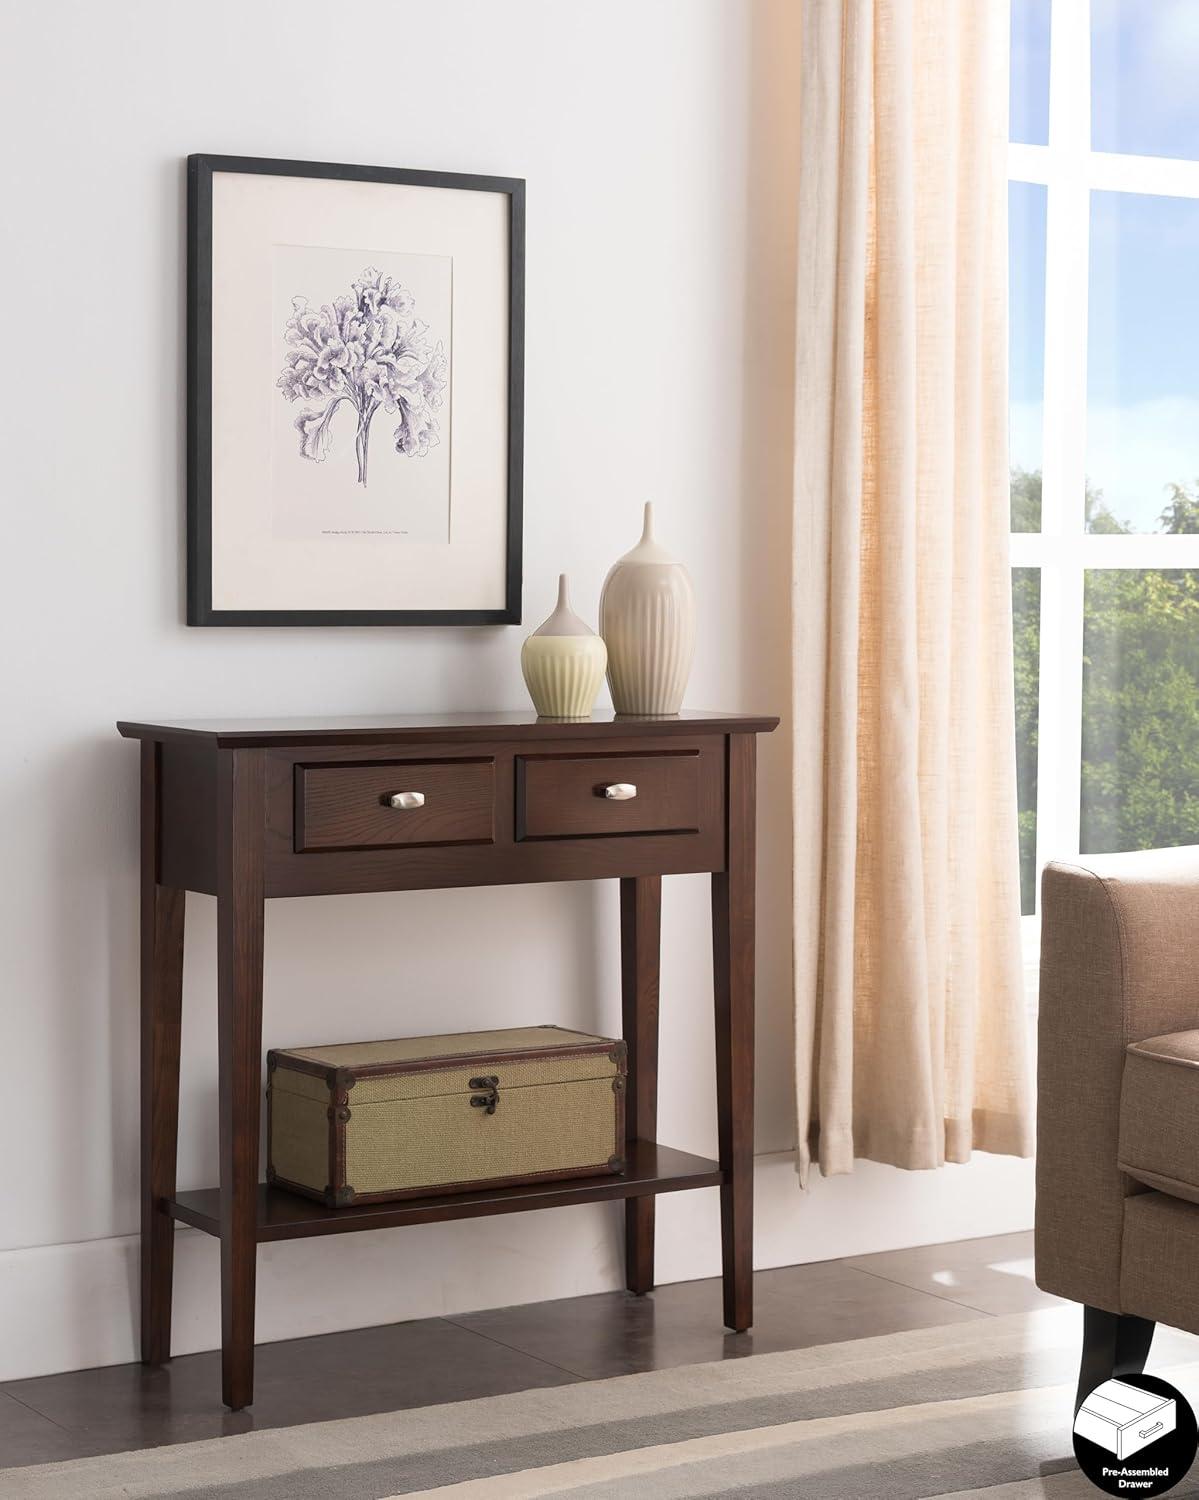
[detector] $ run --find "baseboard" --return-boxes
[0,1206,626,1383]
[0,1152,1035,1383]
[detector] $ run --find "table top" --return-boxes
[117,709,780,749]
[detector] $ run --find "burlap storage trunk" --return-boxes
[267,1025,628,1207]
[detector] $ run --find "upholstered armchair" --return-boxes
[1036,847,1199,1410]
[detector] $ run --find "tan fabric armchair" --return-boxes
[1036,847,1199,1408]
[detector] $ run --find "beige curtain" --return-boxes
[792,0,1033,1181]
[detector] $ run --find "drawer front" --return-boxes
[516,752,702,840]
[297,760,495,852]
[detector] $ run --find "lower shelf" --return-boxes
[168,1141,723,1243]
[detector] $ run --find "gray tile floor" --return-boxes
[0,1231,1057,1470]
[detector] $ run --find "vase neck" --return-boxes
[532,573,596,636]
[619,502,677,566]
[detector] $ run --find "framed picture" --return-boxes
[187,154,524,626]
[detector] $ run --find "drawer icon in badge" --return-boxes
[1072,1373,1197,1497]
[1075,1379,1177,1462]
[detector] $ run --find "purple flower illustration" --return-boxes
[277,267,447,486]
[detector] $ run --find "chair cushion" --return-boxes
[1120,1030,1199,1204]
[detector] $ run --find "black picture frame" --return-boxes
[186,154,525,627]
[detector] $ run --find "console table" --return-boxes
[117,710,778,1410]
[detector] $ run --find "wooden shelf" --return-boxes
[168,1142,723,1244]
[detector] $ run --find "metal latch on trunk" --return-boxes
[469,1075,500,1114]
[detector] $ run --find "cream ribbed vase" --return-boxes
[520,575,607,719]
[599,503,696,714]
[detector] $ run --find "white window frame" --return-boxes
[1009,0,1199,960]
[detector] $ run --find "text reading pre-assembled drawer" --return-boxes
[296,760,495,852]
[516,752,703,840]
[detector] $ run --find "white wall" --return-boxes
[0,0,1032,1381]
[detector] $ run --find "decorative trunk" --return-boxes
[267,1025,627,1207]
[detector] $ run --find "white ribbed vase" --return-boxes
[520,575,607,719]
[599,503,696,715]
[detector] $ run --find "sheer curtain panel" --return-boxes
[792,0,1033,1180]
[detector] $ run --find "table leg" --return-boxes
[140,741,185,1366]
[712,733,756,1333]
[621,875,661,1295]
[216,748,266,1411]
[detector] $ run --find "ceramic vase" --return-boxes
[520,575,608,719]
[599,502,696,714]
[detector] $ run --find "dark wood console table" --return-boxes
[117,710,778,1410]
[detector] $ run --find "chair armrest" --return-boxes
[1036,847,1199,1311]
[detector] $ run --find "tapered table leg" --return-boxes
[216,748,266,1412]
[712,733,756,1333]
[140,741,186,1366]
[621,875,661,1295]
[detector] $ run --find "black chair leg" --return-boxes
[1076,1304,1156,1413]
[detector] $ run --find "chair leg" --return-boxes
[1076,1305,1156,1414]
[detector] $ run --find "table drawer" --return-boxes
[296,760,495,852]
[516,752,702,840]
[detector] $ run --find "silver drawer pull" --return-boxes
[603,783,637,801]
[387,791,426,810]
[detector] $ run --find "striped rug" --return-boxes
[4,1309,1197,1498]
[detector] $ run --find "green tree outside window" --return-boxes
[1011,471,1199,911]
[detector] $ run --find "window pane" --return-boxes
[1011,0,1051,146]
[1013,568,1041,912]
[1086,192,1199,533]
[1081,570,1199,853]
[1010,182,1047,531]
[1092,0,1199,161]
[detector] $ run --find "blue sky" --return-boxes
[1008,180,1045,462]
[1010,0,1199,531]
[1091,0,1199,160]
[1013,0,1199,156]
[1010,0,1050,145]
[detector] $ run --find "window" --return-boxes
[1009,1,1199,919]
